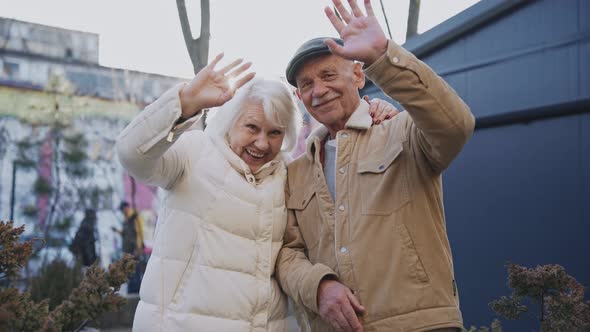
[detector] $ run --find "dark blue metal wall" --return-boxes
[445,112,590,329]
[362,0,589,329]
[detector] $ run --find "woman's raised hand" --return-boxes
[180,53,256,118]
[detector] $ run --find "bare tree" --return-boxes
[406,0,421,39]
[176,0,210,74]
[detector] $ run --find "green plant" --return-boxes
[30,259,83,310]
[490,263,590,331]
[0,220,137,332]
[464,318,502,332]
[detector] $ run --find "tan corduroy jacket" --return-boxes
[275,41,475,332]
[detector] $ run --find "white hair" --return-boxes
[205,78,302,153]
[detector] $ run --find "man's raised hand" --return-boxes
[180,53,256,118]
[324,0,388,67]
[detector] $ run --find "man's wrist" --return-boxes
[317,275,339,306]
[365,39,389,67]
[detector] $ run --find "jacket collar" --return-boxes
[209,133,282,186]
[305,99,371,160]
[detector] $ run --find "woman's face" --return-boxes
[228,100,285,173]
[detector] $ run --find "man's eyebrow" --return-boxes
[296,76,311,84]
[320,68,337,74]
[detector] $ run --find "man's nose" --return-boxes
[312,81,328,98]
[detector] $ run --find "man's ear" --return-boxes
[353,62,365,89]
[295,88,302,101]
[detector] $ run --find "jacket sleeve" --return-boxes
[275,182,337,315]
[116,83,205,189]
[364,41,475,173]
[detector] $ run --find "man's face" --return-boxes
[228,99,285,173]
[295,54,365,131]
[121,206,130,217]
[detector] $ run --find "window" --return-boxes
[3,61,20,77]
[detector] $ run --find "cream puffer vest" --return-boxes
[116,85,292,331]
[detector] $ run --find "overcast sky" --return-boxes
[1,0,479,79]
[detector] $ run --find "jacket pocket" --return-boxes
[286,188,321,251]
[168,223,199,308]
[357,142,410,215]
[395,220,429,283]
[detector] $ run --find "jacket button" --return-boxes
[341,133,349,139]
[339,167,345,174]
[392,56,400,64]
[340,247,347,253]
[378,165,385,170]
[338,205,345,211]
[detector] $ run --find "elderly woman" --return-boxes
[116,54,396,331]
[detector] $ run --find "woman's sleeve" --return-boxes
[116,83,206,189]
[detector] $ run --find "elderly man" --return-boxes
[276,0,475,331]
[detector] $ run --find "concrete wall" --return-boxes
[0,17,184,105]
[0,17,99,64]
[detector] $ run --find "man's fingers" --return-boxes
[227,62,252,79]
[332,309,353,332]
[325,7,346,34]
[208,52,224,70]
[364,0,375,17]
[341,301,364,332]
[347,0,365,18]
[333,0,353,23]
[347,291,366,315]
[219,58,243,75]
[232,72,256,91]
[325,39,346,57]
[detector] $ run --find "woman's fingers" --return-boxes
[219,58,244,75]
[373,103,385,124]
[367,97,400,125]
[207,52,224,70]
[227,62,252,79]
[233,72,256,91]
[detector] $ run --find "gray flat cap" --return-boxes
[285,37,344,87]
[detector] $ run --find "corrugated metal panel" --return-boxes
[444,113,590,328]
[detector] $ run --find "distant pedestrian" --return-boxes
[112,201,145,294]
[112,201,145,256]
[70,209,98,267]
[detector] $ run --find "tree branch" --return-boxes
[176,0,210,74]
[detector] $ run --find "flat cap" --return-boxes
[285,37,344,87]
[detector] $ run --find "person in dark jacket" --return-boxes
[70,209,98,266]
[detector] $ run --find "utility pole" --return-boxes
[406,0,421,39]
[9,160,18,221]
